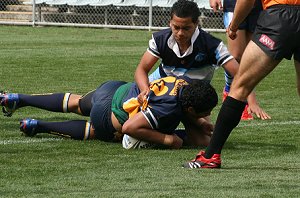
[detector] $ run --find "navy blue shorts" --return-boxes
[252,5,300,61]
[90,81,126,141]
[223,8,261,33]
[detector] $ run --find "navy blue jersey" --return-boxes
[112,76,192,134]
[148,28,233,81]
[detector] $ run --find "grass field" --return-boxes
[0,26,299,197]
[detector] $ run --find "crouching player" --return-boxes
[0,76,218,149]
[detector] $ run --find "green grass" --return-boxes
[0,26,299,197]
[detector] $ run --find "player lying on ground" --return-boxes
[0,76,218,149]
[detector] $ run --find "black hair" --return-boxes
[170,0,200,23]
[180,80,218,113]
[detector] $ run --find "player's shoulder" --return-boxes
[152,28,172,42]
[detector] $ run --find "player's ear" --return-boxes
[187,107,195,114]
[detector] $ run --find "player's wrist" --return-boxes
[163,134,173,146]
[229,23,238,32]
[164,134,183,149]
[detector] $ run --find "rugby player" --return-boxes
[134,0,270,120]
[184,0,300,168]
[1,76,218,149]
[209,0,264,120]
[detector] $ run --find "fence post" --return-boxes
[32,0,36,27]
[148,0,153,31]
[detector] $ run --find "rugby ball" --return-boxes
[122,134,154,149]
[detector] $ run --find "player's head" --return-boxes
[180,80,218,117]
[170,0,200,24]
[169,0,200,46]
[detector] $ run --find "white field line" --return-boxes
[0,138,62,145]
[237,120,300,127]
[176,120,300,130]
[1,121,300,145]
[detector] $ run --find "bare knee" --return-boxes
[67,94,82,113]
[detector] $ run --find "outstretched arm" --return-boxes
[134,51,159,104]
[181,116,214,147]
[227,0,256,40]
[122,112,183,149]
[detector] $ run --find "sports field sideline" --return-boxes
[0,26,299,197]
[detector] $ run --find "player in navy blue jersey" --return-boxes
[0,76,218,149]
[209,0,266,120]
[135,0,270,121]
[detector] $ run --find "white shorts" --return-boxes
[223,12,233,28]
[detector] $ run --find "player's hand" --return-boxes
[137,89,149,104]
[210,0,223,12]
[226,26,237,40]
[170,134,183,149]
[199,121,214,136]
[248,104,271,120]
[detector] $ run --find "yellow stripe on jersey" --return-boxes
[122,98,142,118]
[123,76,189,119]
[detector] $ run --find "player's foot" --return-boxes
[241,104,253,120]
[20,118,39,137]
[183,151,221,169]
[0,93,19,117]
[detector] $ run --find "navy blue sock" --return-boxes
[205,96,246,158]
[37,120,91,140]
[18,93,70,112]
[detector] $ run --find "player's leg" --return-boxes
[183,41,280,168]
[90,81,127,142]
[223,11,253,120]
[17,86,111,140]
[0,90,97,117]
[20,118,94,140]
[294,55,300,96]
[204,41,281,158]
[223,12,249,93]
[184,5,300,169]
[294,59,300,96]
[0,92,80,116]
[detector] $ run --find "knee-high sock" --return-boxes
[37,120,91,140]
[205,96,246,158]
[18,93,71,112]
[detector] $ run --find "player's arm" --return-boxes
[182,115,214,147]
[134,51,159,103]
[122,111,183,149]
[227,0,256,39]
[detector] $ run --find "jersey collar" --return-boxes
[167,28,199,58]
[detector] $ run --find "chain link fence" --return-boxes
[0,0,225,32]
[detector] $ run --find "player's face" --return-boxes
[186,108,212,119]
[169,15,197,46]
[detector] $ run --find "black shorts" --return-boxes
[252,5,300,61]
[90,80,126,141]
